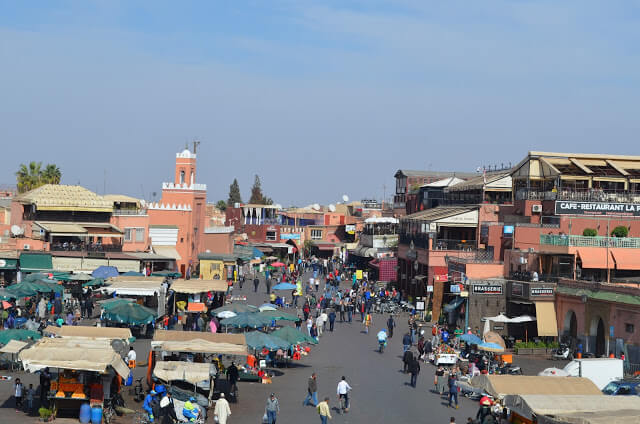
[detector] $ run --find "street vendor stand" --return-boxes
[504,394,640,424]
[100,277,166,316]
[43,325,133,343]
[19,337,129,418]
[150,330,248,414]
[0,340,29,371]
[169,279,227,317]
[469,375,601,400]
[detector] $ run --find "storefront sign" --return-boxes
[511,282,523,297]
[555,201,640,216]
[450,284,461,293]
[472,284,503,295]
[426,285,434,293]
[415,300,425,311]
[530,287,554,296]
[280,233,300,240]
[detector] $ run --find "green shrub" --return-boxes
[611,226,629,237]
[39,408,52,419]
[582,228,597,237]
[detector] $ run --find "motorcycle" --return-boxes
[553,344,573,360]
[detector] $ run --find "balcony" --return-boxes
[517,189,640,204]
[399,234,430,249]
[433,239,477,251]
[360,234,398,249]
[112,209,148,216]
[540,234,640,248]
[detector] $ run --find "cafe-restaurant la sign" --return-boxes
[555,201,640,217]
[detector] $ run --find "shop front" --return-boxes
[467,280,508,336]
[0,253,18,284]
[507,281,557,341]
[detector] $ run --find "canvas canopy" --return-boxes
[43,326,132,342]
[170,279,228,294]
[153,361,213,385]
[504,394,640,422]
[19,337,129,378]
[151,330,247,356]
[0,340,28,354]
[101,280,164,296]
[538,410,640,424]
[470,375,601,399]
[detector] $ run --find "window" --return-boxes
[266,231,277,241]
[626,323,635,333]
[135,227,145,242]
[311,229,323,240]
[180,170,185,184]
[124,228,133,242]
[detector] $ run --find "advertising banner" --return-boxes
[555,201,640,216]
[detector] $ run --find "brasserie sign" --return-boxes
[555,201,640,217]
[472,284,503,295]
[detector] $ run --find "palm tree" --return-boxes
[42,164,61,184]
[15,162,61,193]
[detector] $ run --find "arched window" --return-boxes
[180,170,185,184]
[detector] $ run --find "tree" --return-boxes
[42,164,61,184]
[227,178,242,206]
[216,200,227,211]
[582,228,597,237]
[16,162,62,193]
[249,174,265,204]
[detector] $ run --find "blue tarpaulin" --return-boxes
[92,266,119,279]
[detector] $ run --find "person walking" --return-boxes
[302,373,318,407]
[265,393,279,424]
[363,312,372,334]
[338,301,345,322]
[402,332,412,353]
[317,397,332,423]
[402,349,414,374]
[126,346,137,369]
[448,373,459,409]
[306,317,313,337]
[213,393,231,424]
[409,357,421,388]
[254,277,260,293]
[266,279,272,295]
[14,378,23,412]
[328,310,336,332]
[435,365,446,395]
[336,376,352,414]
[386,315,395,338]
[39,367,51,408]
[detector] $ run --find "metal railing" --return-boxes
[50,244,123,252]
[433,239,477,251]
[517,189,640,203]
[399,234,430,249]
[446,250,497,264]
[112,209,148,216]
[540,234,640,248]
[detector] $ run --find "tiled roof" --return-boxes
[17,185,112,212]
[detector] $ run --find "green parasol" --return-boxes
[6,281,63,297]
[150,271,182,278]
[99,297,135,310]
[258,310,299,322]
[271,326,318,345]
[101,302,157,325]
[0,329,42,345]
[83,278,107,287]
[220,312,272,329]
[245,331,291,350]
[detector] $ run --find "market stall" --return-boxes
[504,394,640,424]
[469,375,601,400]
[100,277,166,316]
[43,326,133,343]
[19,337,129,418]
[169,279,227,322]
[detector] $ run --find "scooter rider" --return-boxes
[377,329,388,352]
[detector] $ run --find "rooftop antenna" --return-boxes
[193,139,201,154]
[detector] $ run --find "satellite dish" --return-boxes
[110,339,126,355]
[11,225,23,236]
[329,204,336,212]
[342,194,349,202]
[313,204,320,211]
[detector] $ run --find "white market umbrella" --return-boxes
[217,311,237,319]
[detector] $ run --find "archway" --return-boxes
[590,316,606,357]
[563,310,578,340]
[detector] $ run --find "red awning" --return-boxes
[610,248,640,270]
[577,248,614,269]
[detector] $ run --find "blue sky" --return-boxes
[2,1,640,205]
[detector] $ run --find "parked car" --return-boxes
[602,380,640,396]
